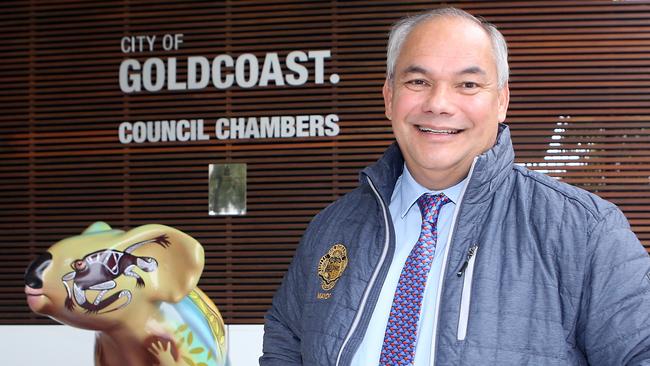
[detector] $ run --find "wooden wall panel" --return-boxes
[1,0,649,325]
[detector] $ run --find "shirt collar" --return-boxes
[397,164,467,218]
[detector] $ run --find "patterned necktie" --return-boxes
[379,192,450,366]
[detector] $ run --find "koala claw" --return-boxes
[84,307,100,314]
[153,234,172,248]
[64,297,75,311]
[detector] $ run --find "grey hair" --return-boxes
[386,7,509,89]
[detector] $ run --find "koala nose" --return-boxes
[25,252,52,289]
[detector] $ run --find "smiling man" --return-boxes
[261,7,650,366]
[384,14,509,192]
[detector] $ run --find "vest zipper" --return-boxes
[456,244,479,341]
[335,177,391,366]
[428,157,477,366]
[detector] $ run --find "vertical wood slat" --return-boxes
[1,0,649,325]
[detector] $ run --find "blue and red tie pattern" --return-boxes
[379,193,450,366]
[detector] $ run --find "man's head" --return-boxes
[383,7,510,190]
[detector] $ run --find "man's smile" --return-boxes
[416,125,462,135]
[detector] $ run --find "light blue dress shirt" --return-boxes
[351,164,467,366]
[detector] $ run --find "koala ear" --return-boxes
[82,221,114,235]
[123,224,205,303]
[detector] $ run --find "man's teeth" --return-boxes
[418,126,459,134]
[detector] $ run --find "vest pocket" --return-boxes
[457,244,479,341]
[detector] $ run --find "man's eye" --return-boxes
[405,79,428,90]
[461,82,478,89]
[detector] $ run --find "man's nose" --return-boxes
[25,252,52,289]
[423,84,455,116]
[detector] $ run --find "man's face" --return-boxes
[384,16,509,189]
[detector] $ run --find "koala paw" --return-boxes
[148,340,180,366]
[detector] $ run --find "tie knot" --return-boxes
[416,193,450,223]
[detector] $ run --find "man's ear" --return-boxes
[383,78,393,120]
[123,224,204,303]
[497,84,510,123]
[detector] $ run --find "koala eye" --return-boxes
[72,260,86,271]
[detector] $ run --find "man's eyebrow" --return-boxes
[402,65,429,75]
[399,65,488,77]
[457,66,487,76]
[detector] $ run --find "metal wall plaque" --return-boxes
[209,163,246,215]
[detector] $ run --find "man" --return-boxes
[261,7,650,366]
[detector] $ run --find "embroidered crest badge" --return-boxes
[318,244,348,291]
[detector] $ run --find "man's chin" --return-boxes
[405,155,475,189]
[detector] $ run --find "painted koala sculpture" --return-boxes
[24,222,227,366]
